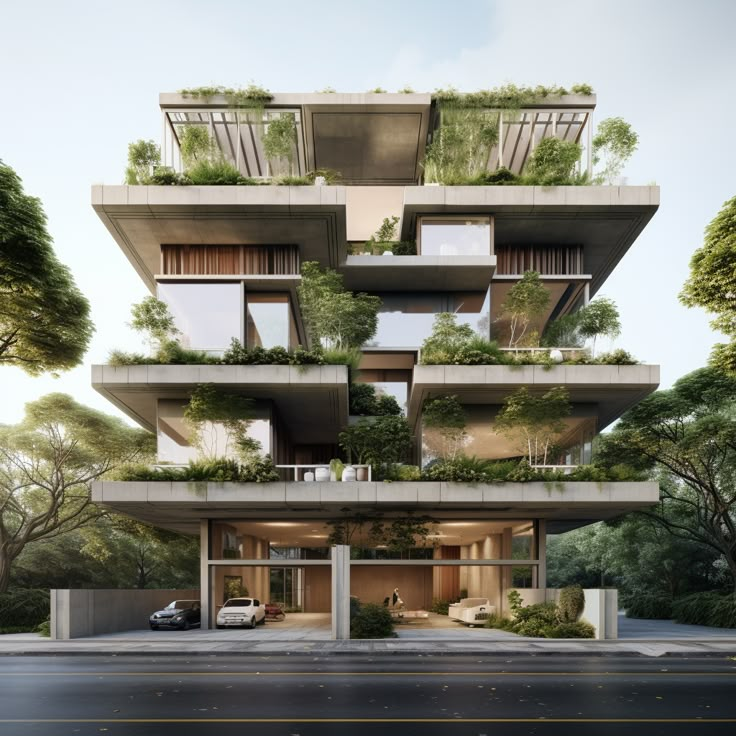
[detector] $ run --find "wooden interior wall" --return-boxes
[351,566,434,609]
[304,566,331,612]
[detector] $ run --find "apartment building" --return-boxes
[91,89,660,638]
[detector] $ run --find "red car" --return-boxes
[265,603,286,621]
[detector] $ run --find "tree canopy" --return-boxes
[680,196,736,374]
[297,261,382,349]
[498,271,550,348]
[595,367,736,591]
[0,161,94,375]
[0,394,155,592]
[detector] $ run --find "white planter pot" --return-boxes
[304,471,315,482]
[315,467,330,483]
[342,466,356,482]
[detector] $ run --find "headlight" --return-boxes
[173,616,182,622]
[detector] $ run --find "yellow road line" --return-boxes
[0,671,734,677]
[0,718,735,724]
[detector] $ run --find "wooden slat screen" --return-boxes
[161,244,300,275]
[495,245,584,275]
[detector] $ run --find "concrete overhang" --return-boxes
[91,364,348,444]
[91,185,347,292]
[408,364,660,432]
[91,480,660,536]
[400,185,659,296]
[341,254,496,291]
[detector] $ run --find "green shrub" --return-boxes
[392,241,417,255]
[37,618,51,637]
[350,602,396,639]
[421,456,492,483]
[185,159,252,185]
[0,590,50,629]
[349,383,402,416]
[484,613,515,631]
[115,456,280,483]
[514,601,559,637]
[557,585,585,623]
[478,167,519,185]
[430,599,451,615]
[543,621,595,638]
[593,349,639,365]
[624,593,673,620]
[277,175,311,185]
[672,591,736,628]
[148,167,186,185]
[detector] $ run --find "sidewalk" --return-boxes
[2,631,735,657]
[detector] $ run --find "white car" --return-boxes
[216,597,266,629]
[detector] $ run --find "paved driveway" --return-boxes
[618,612,736,639]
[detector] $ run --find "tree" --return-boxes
[495,386,571,466]
[680,196,736,374]
[592,117,639,185]
[0,161,94,375]
[525,138,582,185]
[498,271,550,348]
[0,394,155,592]
[577,297,621,356]
[130,296,179,349]
[421,313,477,363]
[124,140,161,184]
[338,416,412,468]
[183,384,258,460]
[595,367,736,591]
[422,395,468,460]
[297,261,382,349]
[262,114,296,175]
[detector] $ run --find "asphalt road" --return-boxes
[0,654,735,735]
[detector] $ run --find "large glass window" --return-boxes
[158,282,242,354]
[369,291,490,349]
[246,293,298,349]
[419,217,492,256]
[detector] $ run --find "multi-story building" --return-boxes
[91,89,660,638]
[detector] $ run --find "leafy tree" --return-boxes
[595,367,736,591]
[577,297,621,356]
[0,161,94,375]
[262,114,296,174]
[338,416,412,468]
[124,139,161,184]
[130,296,179,349]
[495,386,571,466]
[184,384,258,461]
[0,394,154,592]
[680,196,736,374]
[422,395,467,460]
[498,271,550,348]
[592,117,639,184]
[525,138,582,185]
[421,313,477,363]
[177,125,214,168]
[297,262,382,349]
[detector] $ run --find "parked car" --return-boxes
[216,598,266,629]
[149,600,201,630]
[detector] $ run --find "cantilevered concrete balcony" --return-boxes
[91,364,348,444]
[91,184,347,291]
[91,479,660,536]
[401,185,659,296]
[408,363,660,433]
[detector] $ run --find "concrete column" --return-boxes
[459,545,468,594]
[537,519,547,589]
[200,520,210,630]
[501,527,513,596]
[331,545,351,640]
[488,534,503,611]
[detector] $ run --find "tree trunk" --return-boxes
[0,554,13,594]
[725,554,736,594]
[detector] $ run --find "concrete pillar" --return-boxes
[501,527,513,601]
[331,545,351,640]
[488,534,503,611]
[459,545,468,594]
[200,520,210,630]
[537,520,547,589]
[468,542,481,596]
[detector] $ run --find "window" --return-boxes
[246,293,298,349]
[158,282,241,354]
[419,217,492,256]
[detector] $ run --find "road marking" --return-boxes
[1,671,735,677]
[0,718,735,724]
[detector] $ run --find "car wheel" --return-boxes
[181,620,190,631]
[150,625,158,631]
[258,616,266,625]
[249,616,256,629]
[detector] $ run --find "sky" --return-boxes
[1,0,735,426]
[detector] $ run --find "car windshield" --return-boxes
[165,600,196,610]
[224,598,252,607]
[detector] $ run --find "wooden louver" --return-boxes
[495,245,584,275]
[161,244,300,275]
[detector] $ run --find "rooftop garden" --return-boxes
[122,82,641,187]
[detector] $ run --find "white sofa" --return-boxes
[448,597,495,626]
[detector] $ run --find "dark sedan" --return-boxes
[149,600,201,630]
